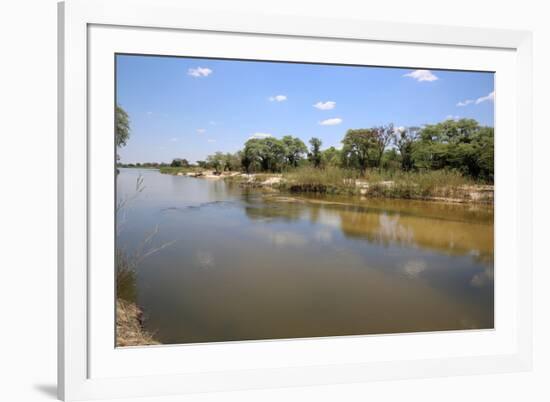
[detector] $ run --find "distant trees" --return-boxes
[341,129,374,174]
[170,158,189,168]
[242,137,287,172]
[282,135,308,167]
[322,146,341,167]
[223,152,242,172]
[411,119,494,181]
[341,126,395,173]
[206,152,226,174]
[241,143,256,174]
[308,137,323,168]
[372,125,394,168]
[155,118,493,183]
[393,126,419,171]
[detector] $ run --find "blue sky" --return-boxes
[116,55,494,164]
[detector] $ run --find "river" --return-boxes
[116,168,494,344]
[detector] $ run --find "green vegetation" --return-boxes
[170,158,189,168]
[361,169,479,200]
[308,137,323,168]
[194,118,494,183]
[158,165,201,175]
[115,105,130,148]
[277,166,487,201]
[117,114,494,202]
[280,166,359,194]
[118,162,168,168]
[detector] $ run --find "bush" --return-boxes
[281,166,360,194]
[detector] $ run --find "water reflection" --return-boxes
[116,169,494,344]
[246,194,493,261]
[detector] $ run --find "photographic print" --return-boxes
[115,55,494,347]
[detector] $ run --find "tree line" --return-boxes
[192,119,494,182]
[117,115,494,183]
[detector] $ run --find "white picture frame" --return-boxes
[58,0,533,400]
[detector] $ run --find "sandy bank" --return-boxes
[116,299,160,347]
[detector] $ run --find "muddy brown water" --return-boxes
[116,168,494,345]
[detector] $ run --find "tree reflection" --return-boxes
[243,194,494,261]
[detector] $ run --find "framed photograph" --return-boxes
[58,0,533,400]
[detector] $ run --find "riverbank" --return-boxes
[116,298,160,347]
[159,167,493,204]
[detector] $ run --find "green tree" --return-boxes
[419,118,479,144]
[242,139,265,173]
[242,137,286,172]
[393,126,420,171]
[308,137,323,168]
[282,136,308,167]
[381,148,400,171]
[116,105,130,148]
[261,137,286,171]
[341,129,376,175]
[412,119,493,181]
[322,146,342,167]
[206,152,225,174]
[371,124,394,168]
[222,152,242,171]
[170,158,189,168]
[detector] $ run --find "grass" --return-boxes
[362,169,477,199]
[276,166,487,201]
[116,248,137,303]
[116,298,160,347]
[280,166,360,194]
[115,175,174,346]
[158,166,201,175]
[116,249,159,346]
[159,164,492,202]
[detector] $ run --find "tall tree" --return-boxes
[392,126,420,171]
[322,146,342,167]
[372,124,394,168]
[308,137,323,168]
[259,137,286,171]
[206,152,225,174]
[115,105,130,148]
[170,158,189,168]
[282,135,308,167]
[341,129,375,175]
[242,137,285,172]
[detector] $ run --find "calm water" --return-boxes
[116,168,494,344]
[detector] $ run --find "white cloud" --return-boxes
[146,111,153,116]
[457,99,474,107]
[196,128,206,134]
[169,137,178,142]
[456,91,495,107]
[403,69,439,82]
[475,91,495,104]
[313,101,336,110]
[187,67,213,77]
[209,121,216,125]
[319,118,343,126]
[268,95,287,102]
[249,132,272,139]
[207,139,216,143]
[446,115,460,121]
